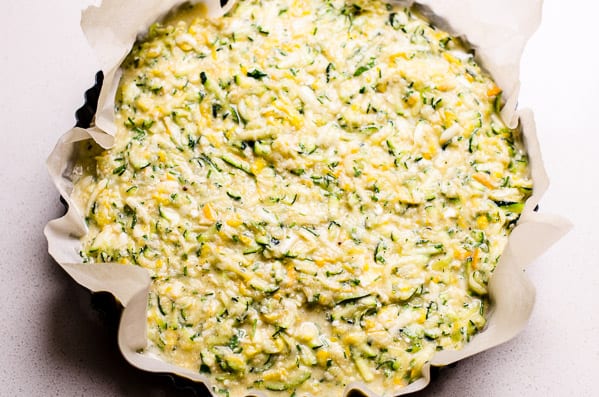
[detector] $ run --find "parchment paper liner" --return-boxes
[45,0,572,395]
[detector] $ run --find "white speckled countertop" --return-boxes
[1,0,597,396]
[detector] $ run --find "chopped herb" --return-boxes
[354,58,375,77]
[212,103,222,118]
[326,63,335,83]
[374,241,386,263]
[227,191,242,201]
[301,226,320,237]
[389,12,405,31]
[246,69,268,80]
[113,164,127,176]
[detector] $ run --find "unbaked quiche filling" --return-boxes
[71,0,532,396]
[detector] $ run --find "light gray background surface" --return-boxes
[1,0,597,396]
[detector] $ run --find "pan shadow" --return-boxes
[44,255,209,396]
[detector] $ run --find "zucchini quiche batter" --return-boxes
[72,0,532,395]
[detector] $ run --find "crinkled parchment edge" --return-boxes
[44,1,572,396]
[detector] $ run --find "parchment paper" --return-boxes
[44,1,572,396]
